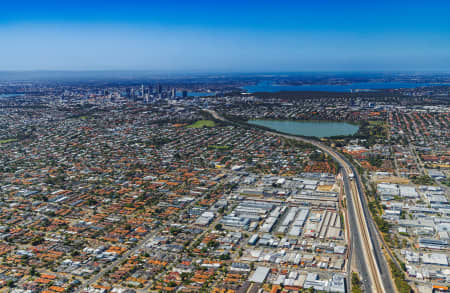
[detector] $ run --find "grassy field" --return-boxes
[368,120,386,126]
[187,120,216,128]
[208,145,230,150]
[373,176,410,184]
[0,139,18,144]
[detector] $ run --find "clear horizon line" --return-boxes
[1,69,449,74]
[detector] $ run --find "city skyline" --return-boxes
[1,3,449,292]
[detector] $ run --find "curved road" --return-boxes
[206,109,395,293]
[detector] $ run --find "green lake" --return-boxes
[248,120,359,138]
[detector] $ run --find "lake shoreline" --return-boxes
[248,118,361,126]
[248,119,360,138]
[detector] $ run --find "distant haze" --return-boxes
[1,0,449,71]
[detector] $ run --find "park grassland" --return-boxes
[187,120,216,128]
[208,145,230,150]
[0,139,18,144]
[368,120,386,126]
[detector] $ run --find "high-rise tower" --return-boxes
[171,88,176,99]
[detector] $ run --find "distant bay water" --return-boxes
[243,81,448,93]
[0,93,24,98]
[248,120,359,138]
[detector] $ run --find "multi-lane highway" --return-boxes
[206,109,395,293]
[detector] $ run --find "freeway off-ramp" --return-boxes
[206,109,395,293]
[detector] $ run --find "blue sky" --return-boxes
[1,0,450,71]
